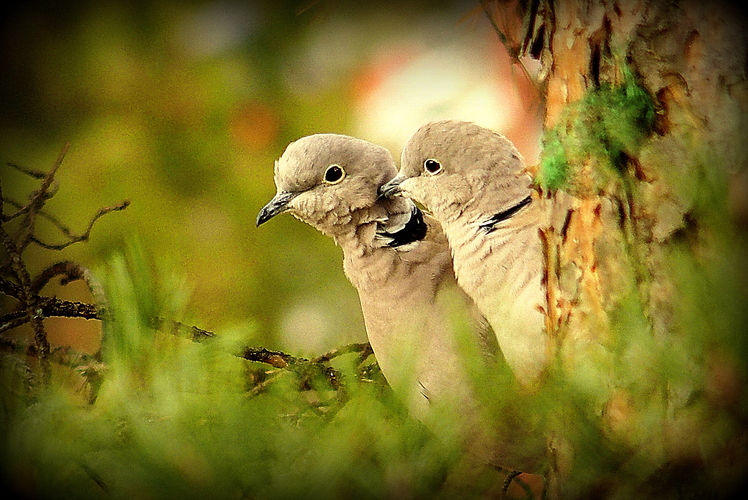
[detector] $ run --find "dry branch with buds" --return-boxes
[0,144,127,384]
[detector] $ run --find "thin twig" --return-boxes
[239,346,302,368]
[2,198,33,222]
[0,148,121,394]
[239,346,348,392]
[15,143,70,252]
[31,260,87,294]
[189,325,215,341]
[6,161,47,179]
[0,314,29,334]
[0,297,101,335]
[2,151,375,405]
[311,342,372,364]
[4,197,72,232]
[39,143,69,197]
[0,333,105,403]
[30,200,130,251]
[0,219,51,382]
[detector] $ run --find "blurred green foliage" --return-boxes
[0,0,476,352]
[1,243,518,499]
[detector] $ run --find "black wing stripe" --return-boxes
[478,195,532,234]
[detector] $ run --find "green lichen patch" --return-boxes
[537,67,656,194]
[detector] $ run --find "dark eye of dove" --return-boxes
[423,159,442,175]
[323,164,346,184]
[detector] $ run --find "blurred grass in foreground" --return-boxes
[1,196,746,498]
[1,243,508,500]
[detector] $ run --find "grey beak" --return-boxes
[256,191,297,226]
[378,174,405,199]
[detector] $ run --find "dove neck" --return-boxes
[321,205,388,252]
[324,195,405,239]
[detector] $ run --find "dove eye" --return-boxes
[323,164,346,184]
[424,159,442,175]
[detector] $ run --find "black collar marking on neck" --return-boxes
[382,205,428,247]
[478,195,532,234]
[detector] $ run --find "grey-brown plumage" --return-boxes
[380,120,548,388]
[256,134,479,413]
[257,133,543,472]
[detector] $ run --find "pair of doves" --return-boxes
[257,120,546,473]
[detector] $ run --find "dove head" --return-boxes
[257,134,398,236]
[386,120,531,223]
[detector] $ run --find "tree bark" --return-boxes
[494,0,748,497]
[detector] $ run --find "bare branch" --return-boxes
[311,342,372,364]
[0,297,101,335]
[239,346,348,392]
[151,321,359,396]
[0,219,51,381]
[5,161,47,179]
[1,329,105,403]
[0,313,28,334]
[39,297,100,320]
[240,346,300,368]
[0,351,40,398]
[31,261,89,293]
[39,143,69,198]
[31,260,85,293]
[13,143,70,252]
[2,198,33,222]
[3,197,65,228]
[189,324,215,341]
[30,200,130,251]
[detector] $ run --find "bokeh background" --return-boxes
[0,0,541,356]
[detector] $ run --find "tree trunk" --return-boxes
[490,0,748,497]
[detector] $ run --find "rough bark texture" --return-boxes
[495,0,748,497]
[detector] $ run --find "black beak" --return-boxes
[378,175,405,199]
[256,191,297,227]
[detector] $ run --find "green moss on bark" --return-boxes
[537,67,656,193]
